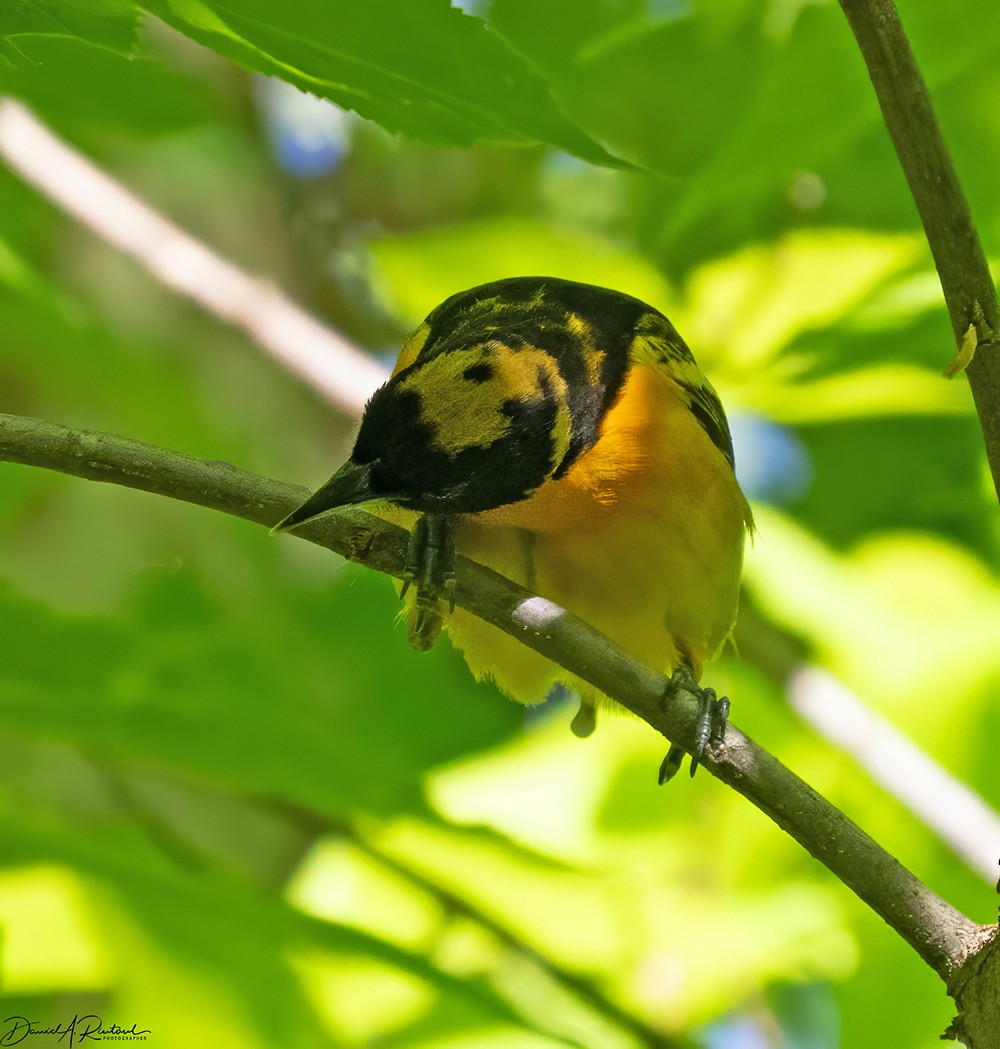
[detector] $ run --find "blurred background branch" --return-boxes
[0,97,388,416]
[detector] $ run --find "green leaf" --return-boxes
[743,507,1000,728]
[0,562,520,818]
[495,0,765,180]
[367,216,675,326]
[0,235,57,304]
[493,0,1000,262]
[0,0,140,56]
[0,36,216,136]
[139,0,624,164]
[0,803,532,1047]
[661,228,972,423]
[766,982,840,1049]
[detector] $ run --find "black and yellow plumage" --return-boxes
[277,277,752,738]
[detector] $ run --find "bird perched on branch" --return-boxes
[275,277,753,778]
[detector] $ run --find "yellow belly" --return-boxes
[416,363,752,708]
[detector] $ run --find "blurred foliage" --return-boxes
[1,1,999,1047]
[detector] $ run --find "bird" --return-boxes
[274,276,753,776]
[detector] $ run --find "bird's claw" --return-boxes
[657,666,730,785]
[401,514,455,651]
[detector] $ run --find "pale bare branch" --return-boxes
[789,665,1000,884]
[0,98,388,416]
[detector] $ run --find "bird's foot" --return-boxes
[399,514,456,651]
[657,664,730,784]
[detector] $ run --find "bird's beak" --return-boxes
[271,460,375,534]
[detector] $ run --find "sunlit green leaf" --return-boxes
[368,217,674,326]
[0,566,519,818]
[0,802,535,1047]
[0,36,215,135]
[139,0,623,164]
[744,506,1000,729]
[675,229,924,370]
[0,236,57,303]
[0,0,140,57]
[0,865,111,992]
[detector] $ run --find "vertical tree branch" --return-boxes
[829,10,1000,1039]
[837,0,1000,498]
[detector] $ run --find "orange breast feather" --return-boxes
[441,362,752,706]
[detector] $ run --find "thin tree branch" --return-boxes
[0,98,389,416]
[1,410,992,988]
[837,0,1000,498]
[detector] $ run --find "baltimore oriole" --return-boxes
[276,277,753,776]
